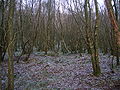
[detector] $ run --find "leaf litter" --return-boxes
[1,53,120,90]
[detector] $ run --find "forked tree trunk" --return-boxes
[84,0,101,76]
[93,0,101,76]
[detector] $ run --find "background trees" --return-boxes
[3,0,110,57]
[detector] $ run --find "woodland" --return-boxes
[0,0,120,90]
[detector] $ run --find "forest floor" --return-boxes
[1,53,120,90]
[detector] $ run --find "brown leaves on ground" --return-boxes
[1,54,120,90]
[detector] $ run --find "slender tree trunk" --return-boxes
[105,0,120,46]
[19,0,24,51]
[7,0,15,89]
[0,59,1,90]
[105,0,120,65]
[44,0,52,55]
[113,0,119,65]
[0,0,4,89]
[84,0,92,54]
[0,0,4,61]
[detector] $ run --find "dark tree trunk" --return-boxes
[7,0,15,89]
